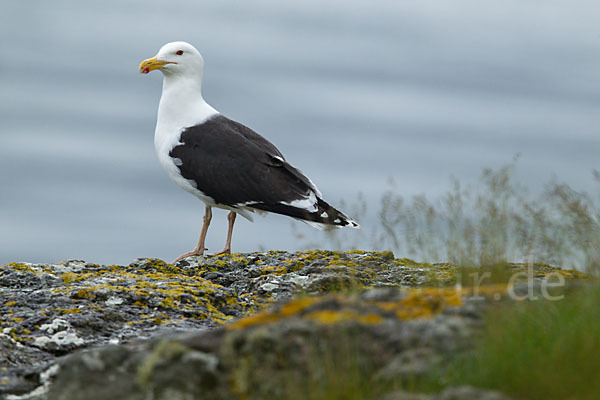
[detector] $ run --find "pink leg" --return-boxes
[172,206,212,263]
[211,211,236,255]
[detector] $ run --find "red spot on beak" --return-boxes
[142,67,150,74]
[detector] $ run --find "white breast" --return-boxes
[153,76,219,205]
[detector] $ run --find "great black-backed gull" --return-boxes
[139,41,358,262]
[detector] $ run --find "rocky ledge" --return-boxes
[0,250,586,399]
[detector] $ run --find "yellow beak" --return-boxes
[139,56,172,74]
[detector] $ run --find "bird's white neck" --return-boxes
[154,74,219,161]
[156,74,218,132]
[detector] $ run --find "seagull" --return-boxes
[139,41,358,263]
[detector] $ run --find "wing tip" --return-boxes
[301,216,359,231]
[346,219,360,229]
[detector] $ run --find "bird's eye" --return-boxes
[176,50,184,56]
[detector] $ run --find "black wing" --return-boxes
[169,115,315,207]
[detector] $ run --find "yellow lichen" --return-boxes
[279,297,320,317]
[327,257,359,268]
[75,289,91,299]
[7,263,35,273]
[210,259,230,268]
[225,311,279,330]
[56,307,83,314]
[227,297,319,330]
[159,296,177,309]
[303,310,383,325]
[61,272,79,284]
[227,283,515,331]
[259,266,288,276]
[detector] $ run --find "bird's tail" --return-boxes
[250,198,359,231]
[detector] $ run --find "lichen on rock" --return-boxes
[0,251,587,399]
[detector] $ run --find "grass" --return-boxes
[258,286,600,400]
[286,157,600,399]
[431,285,600,400]
[300,158,600,275]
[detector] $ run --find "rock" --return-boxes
[0,251,584,399]
[378,391,433,400]
[376,348,442,382]
[33,319,85,354]
[47,334,228,400]
[0,333,53,397]
[45,287,498,399]
[378,386,515,400]
[434,386,514,400]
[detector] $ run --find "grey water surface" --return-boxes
[1,0,599,264]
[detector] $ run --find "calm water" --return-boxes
[1,0,599,264]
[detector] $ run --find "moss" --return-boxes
[4,300,16,307]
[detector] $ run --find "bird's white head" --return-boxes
[139,41,204,78]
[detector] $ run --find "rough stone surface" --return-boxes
[1,251,584,399]
[435,385,514,400]
[379,386,514,400]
